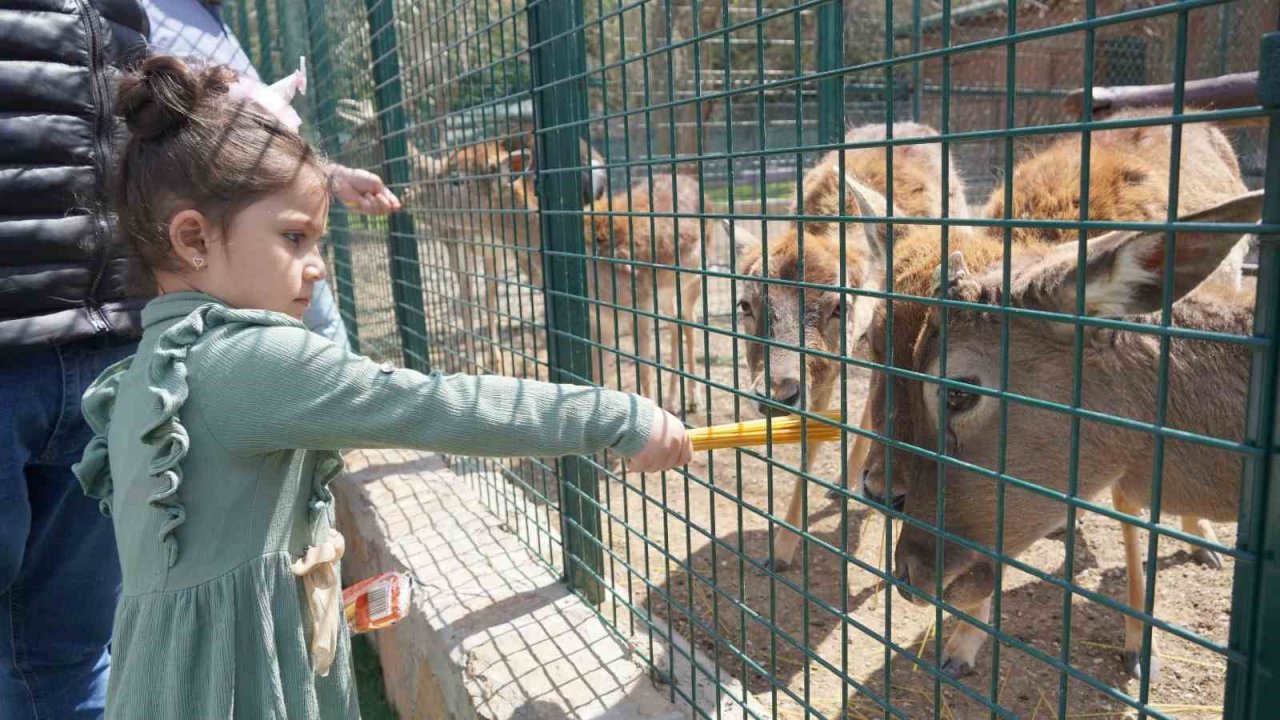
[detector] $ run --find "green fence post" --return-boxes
[364,0,429,372]
[273,0,306,85]
[235,0,253,67]
[817,0,845,147]
[302,0,361,353]
[910,0,922,121]
[817,2,847,714]
[255,0,276,80]
[1224,30,1280,720]
[526,0,603,604]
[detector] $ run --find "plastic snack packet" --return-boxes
[343,571,412,634]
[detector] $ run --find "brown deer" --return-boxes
[584,174,706,415]
[732,121,970,571]
[428,133,607,373]
[877,191,1261,683]
[860,109,1252,512]
[331,99,613,373]
[856,114,1259,681]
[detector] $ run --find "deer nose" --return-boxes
[894,563,912,602]
[755,377,801,416]
[892,548,936,607]
[861,469,906,512]
[860,469,877,500]
[771,378,802,407]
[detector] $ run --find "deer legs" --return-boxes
[1181,515,1224,569]
[445,240,480,373]
[482,243,505,374]
[767,438,826,573]
[1112,486,1162,682]
[767,385,836,571]
[940,594,993,678]
[659,273,703,417]
[831,401,875,499]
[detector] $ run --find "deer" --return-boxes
[859,108,1253,511]
[855,111,1258,682]
[876,190,1261,684]
[584,174,707,416]
[331,100,615,373]
[731,121,970,571]
[428,131,608,374]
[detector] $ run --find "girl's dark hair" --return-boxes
[113,55,327,289]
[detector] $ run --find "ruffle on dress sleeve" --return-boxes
[143,302,346,566]
[72,356,134,517]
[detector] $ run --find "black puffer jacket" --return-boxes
[0,0,149,353]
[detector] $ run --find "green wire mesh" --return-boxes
[224,0,1280,717]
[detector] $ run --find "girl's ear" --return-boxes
[168,209,214,269]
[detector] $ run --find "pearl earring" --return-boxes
[192,256,206,270]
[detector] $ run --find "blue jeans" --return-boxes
[303,279,351,351]
[0,337,136,720]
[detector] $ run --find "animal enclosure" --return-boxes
[228,0,1279,717]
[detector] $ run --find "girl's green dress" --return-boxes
[74,292,654,719]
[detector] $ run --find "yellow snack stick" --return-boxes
[688,409,844,451]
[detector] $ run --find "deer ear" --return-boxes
[844,175,888,264]
[729,222,763,272]
[502,126,535,154]
[795,164,888,251]
[502,148,532,174]
[1013,190,1264,317]
[582,160,607,205]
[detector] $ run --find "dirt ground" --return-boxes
[357,231,1238,719]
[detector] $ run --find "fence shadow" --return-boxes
[640,509,1133,711]
[638,502,872,697]
[835,538,1226,720]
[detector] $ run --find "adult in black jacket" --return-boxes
[0,1,148,717]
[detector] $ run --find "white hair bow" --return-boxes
[227,56,307,133]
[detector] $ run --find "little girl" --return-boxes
[74,55,691,719]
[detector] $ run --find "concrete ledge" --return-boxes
[334,449,761,719]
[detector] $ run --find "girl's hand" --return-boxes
[626,405,693,473]
[327,164,402,215]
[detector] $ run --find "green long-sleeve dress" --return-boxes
[73,292,654,719]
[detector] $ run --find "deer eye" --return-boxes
[945,376,981,413]
[830,301,843,320]
[738,299,753,317]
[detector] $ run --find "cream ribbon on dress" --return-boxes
[290,529,346,676]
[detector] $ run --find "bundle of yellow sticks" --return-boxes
[687,409,844,451]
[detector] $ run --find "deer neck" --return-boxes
[1087,291,1251,449]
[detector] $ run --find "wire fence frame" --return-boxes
[224,0,1280,717]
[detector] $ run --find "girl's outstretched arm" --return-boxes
[191,323,657,461]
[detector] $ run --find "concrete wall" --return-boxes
[334,449,765,719]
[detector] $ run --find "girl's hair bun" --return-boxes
[116,56,234,140]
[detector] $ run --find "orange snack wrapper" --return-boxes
[343,571,412,634]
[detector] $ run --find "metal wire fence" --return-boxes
[227,0,1279,717]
